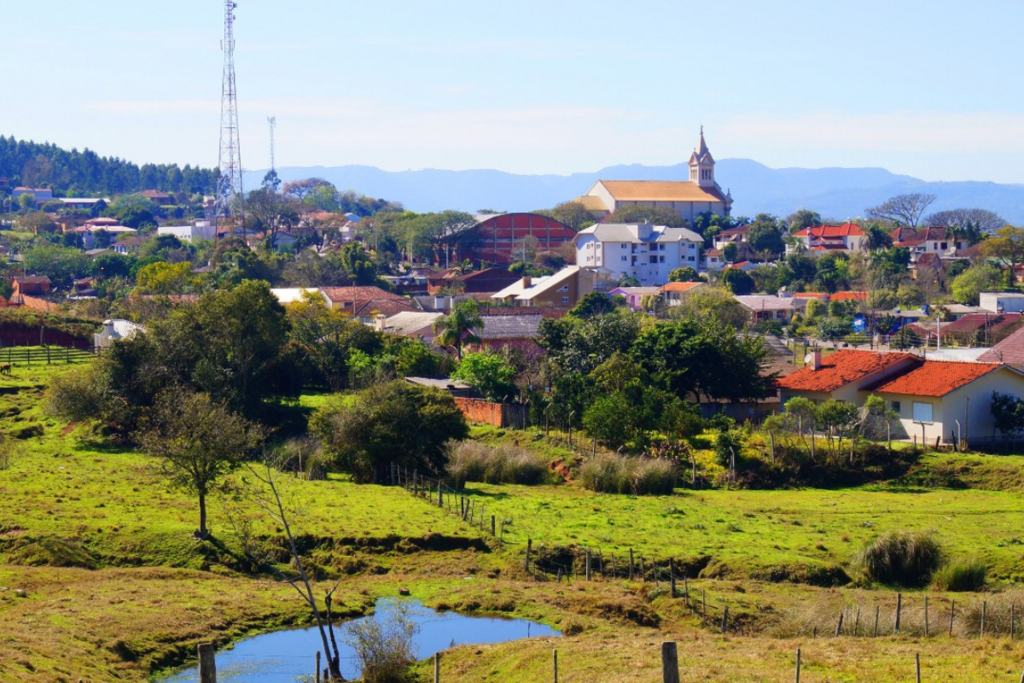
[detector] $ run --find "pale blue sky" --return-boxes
[3,0,1023,182]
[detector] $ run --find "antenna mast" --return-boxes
[215,0,244,237]
[268,116,276,172]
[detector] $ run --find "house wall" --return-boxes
[883,369,1024,446]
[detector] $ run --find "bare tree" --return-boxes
[865,193,937,227]
[246,458,347,681]
[925,208,1006,235]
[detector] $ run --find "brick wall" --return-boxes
[453,397,505,427]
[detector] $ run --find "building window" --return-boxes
[561,297,569,303]
[912,402,933,424]
[622,256,627,262]
[659,256,665,263]
[649,255,658,264]
[621,244,627,249]
[892,401,901,413]
[558,285,568,292]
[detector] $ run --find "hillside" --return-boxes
[246,160,1024,223]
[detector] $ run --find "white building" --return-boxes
[574,223,703,285]
[94,319,145,350]
[979,293,1024,314]
[158,221,216,242]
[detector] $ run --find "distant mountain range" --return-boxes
[244,159,1024,223]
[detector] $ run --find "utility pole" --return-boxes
[215,0,244,239]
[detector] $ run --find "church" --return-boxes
[576,128,733,221]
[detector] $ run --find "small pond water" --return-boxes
[160,598,560,682]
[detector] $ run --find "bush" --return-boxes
[578,454,677,495]
[344,600,418,683]
[932,558,987,592]
[857,531,942,587]
[445,441,550,487]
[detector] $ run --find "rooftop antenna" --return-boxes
[267,116,277,172]
[215,0,244,239]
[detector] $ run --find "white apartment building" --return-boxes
[157,221,216,242]
[574,223,704,285]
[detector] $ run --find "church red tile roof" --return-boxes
[865,361,1003,397]
[775,350,916,393]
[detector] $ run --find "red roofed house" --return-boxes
[788,223,867,255]
[138,190,173,206]
[890,226,968,259]
[659,281,705,307]
[320,286,415,322]
[777,349,1024,446]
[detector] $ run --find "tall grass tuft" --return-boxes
[578,454,677,495]
[445,441,550,487]
[932,558,987,592]
[856,531,942,587]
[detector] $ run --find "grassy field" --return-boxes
[5,359,1024,681]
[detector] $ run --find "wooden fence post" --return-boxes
[629,548,634,581]
[585,549,591,581]
[949,599,955,637]
[553,648,558,683]
[525,539,532,572]
[982,601,987,638]
[661,642,680,683]
[854,606,861,636]
[873,605,880,637]
[795,648,801,683]
[669,558,677,598]
[895,593,902,634]
[915,653,921,683]
[924,596,929,637]
[491,515,496,536]
[835,611,844,637]
[434,652,440,683]
[198,643,216,683]
[721,606,729,634]
[316,651,321,683]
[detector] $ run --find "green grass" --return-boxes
[457,481,1024,582]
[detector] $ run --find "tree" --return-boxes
[549,200,594,231]
[722,242,739,263]
[788,209,822,233]
[134,261,195,295]
[339,242,377,285]
[568,292,616,319]
[433,299,483,361]
[451,351,516,401]
[282,178,333,201]
[669,267,700,282]
[21,243,91,288]
[140,388,263,539]
[242,186,300,246]
[91,253,134,280]
[865,193,936,227]
[950,263,1002,305]
[605,205,687,228]
[310,381,468,482]
[926,208,1005,236]
[814,399,860,462]
[15,210,57,233]
[991,392,1024,443]
[288,291,381,390]
[864,223,894,251]
[746,213,786,256]
[722,268,755,295]
[981,225,1024,269]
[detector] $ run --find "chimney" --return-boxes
[521,276,532,288]
[804,349,822,371]
[373,313,386,331]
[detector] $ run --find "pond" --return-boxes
[160,597,560,682]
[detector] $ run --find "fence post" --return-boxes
[834,611,844,637]
[629,548,634,580]
[924,596,929,637]
[585,549,591,581]
[491,515,496,536]
[553,648,558,683]
[721,606,728,634]
[661,642,680,683]
[895,593,902,634]
[438,481,443,507]
[982,601,987,638]
[525,539,532,572]
[949,599,955,637]
[434,652,440,683]
[794,648,801,683]
[316,652,321,683]
[198,643,216,683]
[915,653,921,683]
[669,558,677,598]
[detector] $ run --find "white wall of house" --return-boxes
[158,223,216,242]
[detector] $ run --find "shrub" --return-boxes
[578,454,676,495]
[344,600,418,683]
[932,558,987,592]
[857,531,942,587]
[445,441,550,487]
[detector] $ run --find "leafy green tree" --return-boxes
[140,388,263,539]
[452,351,517,401]
[90,253,134,280]
[981,225,1024,269]
[951,263,1002,305]
[568,292,616,319]
[21,243,91,288]
[818,317,852,341]
[134,261,195,295]
[15,210,57,233]
[722,268,755,295]
[310,381,468,482]
[549,200,594,231]
[339,242,377,285]
[747,213,786,255]
[722,242,739,262]
[788,209,822,233]
[669,266,700,282]
[605,205,687,228]
[991,392,1024,443]
[864,223,894,251]
[539,314,641,377]
[288,291,382,390]
[814,399,860,461]
[433,299,483,361]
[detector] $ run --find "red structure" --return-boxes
[453,213,575,266]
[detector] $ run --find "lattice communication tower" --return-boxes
[268,116,276,171]
[215,0,243,232]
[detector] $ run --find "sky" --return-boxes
[3,0,1024,183]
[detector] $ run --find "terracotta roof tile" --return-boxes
[831,291,868,302]
[793,222,865,238]
[866,361,1003,397]
[660,282,704,293]
[979,326,1024,365]
[775,350,917,393]
[596,180,728,203]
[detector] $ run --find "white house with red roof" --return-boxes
[788,223,867,255]
[776,349,1024,446]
